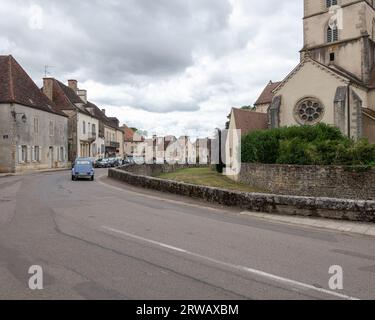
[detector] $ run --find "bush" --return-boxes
[241,124,375,166]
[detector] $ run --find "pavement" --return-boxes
[0,169,374,300]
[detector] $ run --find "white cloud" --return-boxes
[0,0,303,137]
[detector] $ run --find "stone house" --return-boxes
[265,0,375,143]
[120,124,145,158]
[42,79,101,161]
[0,55,69,173]
[253,81,281,113]
[105,115,124,158]
[225,108,268,175]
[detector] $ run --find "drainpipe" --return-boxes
[347,84,351,139]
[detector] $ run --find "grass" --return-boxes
[157,167,262,193]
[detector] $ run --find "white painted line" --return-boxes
[102,226,360,300]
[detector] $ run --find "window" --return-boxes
[20,145,28,163]
[326,0,337,8]
[294,98,325,125]
[49,121,54,136]
[92,124,96,134]
[330,52,335,61]
[33,118,39,134]
[83,121,86,134]
[327,26,338,43]
[33,146,40,162]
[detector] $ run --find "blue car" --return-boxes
[72,158,95,181]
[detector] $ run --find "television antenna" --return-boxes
[44,65,56,78]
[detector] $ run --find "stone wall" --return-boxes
[108,166,375,223]
[237,164,375,200]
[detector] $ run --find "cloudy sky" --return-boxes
[0,0,303,138]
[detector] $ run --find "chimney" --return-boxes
[43,78,54,101]
[77,89,87,103]
[101,109,106,115]
[68,80,78,92]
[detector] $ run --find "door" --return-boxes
[49,147,54,168]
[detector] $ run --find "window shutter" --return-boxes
[39,146,42,162]
[18,146,22,163]
[31,146,35,162]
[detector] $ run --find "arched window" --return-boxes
[326,0,338,8]
[327,26,338,43]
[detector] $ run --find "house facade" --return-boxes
[0,55,69,173]
[42,79,101,161]
[266,0,375,142]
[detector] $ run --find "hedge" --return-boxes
[241,124,375,166]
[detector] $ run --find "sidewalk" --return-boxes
[241,211,375,237]
[0,167,69,178]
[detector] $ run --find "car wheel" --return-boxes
[91,176,95,181]
[72,175,76,181]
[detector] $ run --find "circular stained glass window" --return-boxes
[294,98,325,125]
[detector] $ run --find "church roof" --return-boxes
[231,108,268,136]
[0,55,66,117]
[272,56,367,95]
[254,81,281,106]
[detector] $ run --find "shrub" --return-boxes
[241,124,375,166]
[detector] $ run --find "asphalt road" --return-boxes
[0,169,374,300]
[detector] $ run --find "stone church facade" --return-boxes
[267,0,375,143]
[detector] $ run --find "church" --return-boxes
[257,0,375,143]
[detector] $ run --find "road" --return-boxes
[0,169,374,300]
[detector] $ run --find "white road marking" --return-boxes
[102,226,360,300]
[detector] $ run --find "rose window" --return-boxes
[294,98,325,125]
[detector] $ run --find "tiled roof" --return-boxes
[85,101,119,130]
[121,125,135,141]
[52,80,91,116]
[232,108,268,135]
[0,55,66,117]
[254,81,281,106]
[363,108,375,119]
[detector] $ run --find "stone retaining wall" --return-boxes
[237,164,375,200]
[108,166,375,223]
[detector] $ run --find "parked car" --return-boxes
[96,158,110,168]
[72,158,95,181]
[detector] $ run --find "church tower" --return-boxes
[301,0,375,84]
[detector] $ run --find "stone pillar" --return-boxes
[268,95,281,129]
[334,86,347,136]
[350,89,363,140]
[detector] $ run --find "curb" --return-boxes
[240,211,375,237]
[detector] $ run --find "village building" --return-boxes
[253,81,281,113]
[265,0,375,143]
[0,55,69,173]
[120,124,146,158]
[42,79,101,161]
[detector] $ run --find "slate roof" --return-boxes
[232,108,268,135]
[254,81,281,106]
[0,55,66,117]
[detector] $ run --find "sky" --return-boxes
[0,0,303,138]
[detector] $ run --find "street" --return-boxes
[0,169,374,300]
